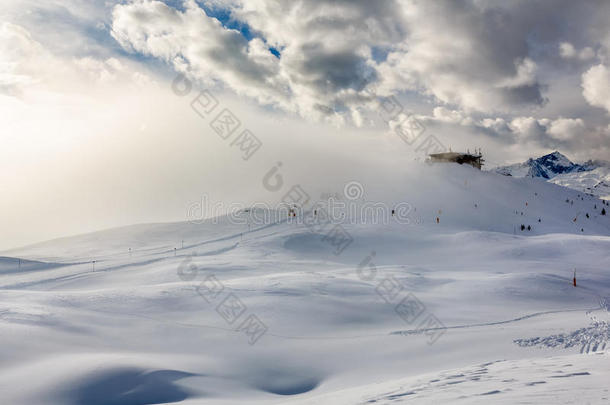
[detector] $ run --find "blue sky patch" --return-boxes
[371,46,390,63]
[196,1,280,58]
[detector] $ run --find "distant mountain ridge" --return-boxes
[493,151,610,199]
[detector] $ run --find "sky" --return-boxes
[1,0,610,250]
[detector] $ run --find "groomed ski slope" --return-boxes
[1,163,609,404]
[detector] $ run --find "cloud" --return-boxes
[0,19,154,100]
[559,42,596,61]
[374,1,550,114]
[419,109,595,150]
[559,42,576,58]
[111,0,295,110]
[4,0,610,158]
[431,107,473,126]
[108,0,558,121]
[110,0,410,122]
[509,117,549,140]
[233,0,404,109]
[547,118,586,141]
[582,64,610,114]
[0,22,45,96]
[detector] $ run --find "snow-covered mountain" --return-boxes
[1,163,609,404]
[494,151,585,179]
[493,152,610,199]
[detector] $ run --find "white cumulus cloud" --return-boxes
[582,64,610,114]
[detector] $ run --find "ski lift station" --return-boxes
[428,151,484,170]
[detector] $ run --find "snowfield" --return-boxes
[1,163,610,404]
[550,167,610,200]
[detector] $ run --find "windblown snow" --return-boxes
[1,163,610,404]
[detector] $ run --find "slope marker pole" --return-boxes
[573,269,577,287]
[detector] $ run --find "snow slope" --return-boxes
[550,166,610,200]
[1,163,610,404]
